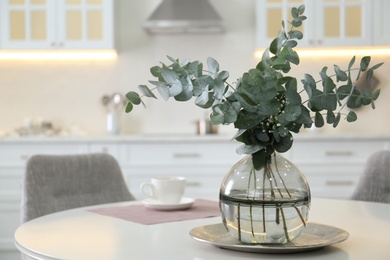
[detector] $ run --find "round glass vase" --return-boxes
[219,153,311,244]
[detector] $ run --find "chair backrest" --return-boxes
[22,153,135,223]
[351,150,390,203]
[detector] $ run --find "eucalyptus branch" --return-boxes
[125,4,382,167]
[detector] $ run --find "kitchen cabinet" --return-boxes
[0,0,114,50]
[372,0,390,46]
[0,134,389,259]
[290,138,389,199]
[256,0,373,48]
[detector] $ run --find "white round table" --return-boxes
[14,198,390,260]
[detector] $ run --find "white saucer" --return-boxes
[142,197,195,210]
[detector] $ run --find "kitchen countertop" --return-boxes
[1,133,390,143]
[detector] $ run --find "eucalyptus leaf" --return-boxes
[169,79,183,96]
[125,91,141,105]
[347,111,357,122]
[314,112,324,127]
[161,69,179,84]
[360,56,371,72]
[138,85,157,99]
[125,102,133,113]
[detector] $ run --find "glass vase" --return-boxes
[219,153,311,244]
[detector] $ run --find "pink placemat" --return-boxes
[88,199,220,225]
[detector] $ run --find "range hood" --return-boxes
[143,0,224,33]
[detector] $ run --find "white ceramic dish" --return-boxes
[142,197,195,210]
[190,222,349,254]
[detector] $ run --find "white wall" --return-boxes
[0,0,389,136]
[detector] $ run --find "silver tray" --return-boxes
[189,222,349,254]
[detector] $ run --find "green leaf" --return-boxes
[286,87,301,105]
[252,149,268,170]
[302,73,316,92]
[280,46,300,65]
[155,84,170,101]
[211,102,239,124]
[273,133,293,153]
[347,111,357,122]
[284,40,297,48]
[150,66,162,77]
[138,85,157,99]
[218,70,229,81]
[314,112,324,127]
[207,57,219,76]
[174,88,193,101]
[161,69,179,84]
[326,110,335,124]
[333,113,341,127]
[125,102,133,113]
[322,77,336,93]
[372,89,381,100]
[371,62,384,70]
[236,144,264,155]
[270,38,279,55]
[348,56,356,70]
[291,7,299,18]
[334,65,348,82]
[291,19,302,27]
[298,4,305,14]
[125,91,141,105]
[256,132,270,142]
[169,79,183,96]
[195,88,209,106]
[284,104,302,121]
[234,111,266,130]
[288,30,303,40]
[337,84,353,100]
[360,56,371,72]
[212,78,226,100]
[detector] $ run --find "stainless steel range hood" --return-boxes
[143,0,224,34]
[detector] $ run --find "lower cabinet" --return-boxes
[290,138,389,199]
[0,135,388,259]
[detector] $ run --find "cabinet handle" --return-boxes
[20,155,30,160]
[325,180,354,186]
[173,153,201,158]
[325,151,353,157]
[186,181,201,187]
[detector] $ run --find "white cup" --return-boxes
[140,176,186,204]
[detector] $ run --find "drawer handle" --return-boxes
[325,180,354,186]
[20,155,30,160]
[325,151,353,157]
[173,153,201,158]
[186,181,201,187]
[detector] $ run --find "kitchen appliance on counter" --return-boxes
[102,93,126,135]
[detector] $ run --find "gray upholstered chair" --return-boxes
[351,150,390,203]
[21,153,135,223]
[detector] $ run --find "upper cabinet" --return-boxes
[256,0,382,48]
[0,0,114,50]
[372,0,390,46]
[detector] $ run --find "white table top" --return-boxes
[14,198,390,260]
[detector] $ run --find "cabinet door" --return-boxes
[256,0,373,48]
[372,0,390,46]
[256,0,311,48]
[0,0,56,49]
[315,0,372,46]
[56,0,114,49]
[0,0,114,50]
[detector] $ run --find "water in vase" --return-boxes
[220,189,310,244]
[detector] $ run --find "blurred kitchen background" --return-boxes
[0,0,389,137]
